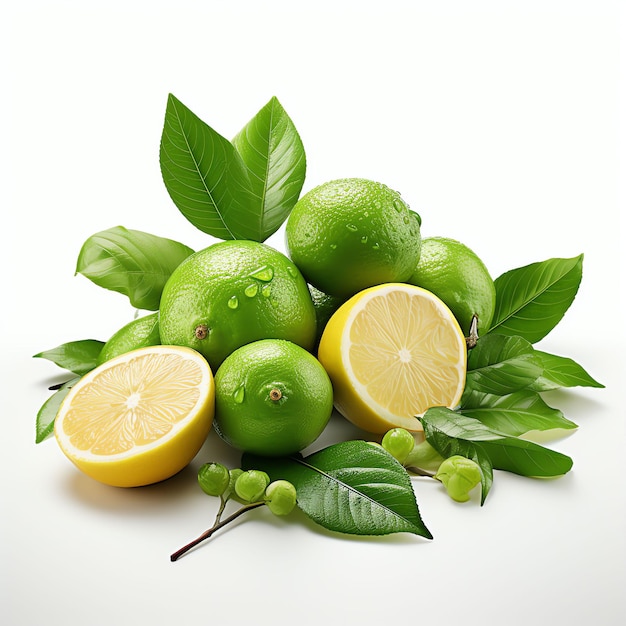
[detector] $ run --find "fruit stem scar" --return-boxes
[195,324,209,340]
[269,388,282,402]
[466,315,479,349]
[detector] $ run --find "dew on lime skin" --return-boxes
[249,266,274,282]
[233,384,245,404]
[346,224,358,232]
[286,265,298,278]
[228,296,239,309]
[360,235,368,244]
[330,243,337,250]
[372,242,380,250]
[244,284,258,298]
[261,284,272,298]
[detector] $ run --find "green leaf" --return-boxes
[421,407,573,478]
[75,226,194,310]
[489,255,583,343]
[460,388,578,436]
[232,97,306,241]
[243,440,432,539]
[33,339,104,375]
[529,350,605,391]
[36,377,79,443]
[159,93,260,240]
[466,334,543,395]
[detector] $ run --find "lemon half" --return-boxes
[318,283,466,434]
[54,345,215,487]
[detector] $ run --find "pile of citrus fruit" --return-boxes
[50,175,496,488]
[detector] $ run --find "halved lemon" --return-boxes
[54,345,215,487]
[318,283,466,434]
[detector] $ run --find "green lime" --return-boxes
[159,241,317,372]
[97,312,160,364]
[213,339,334,456]
[408,237,496,335]
[308,284,345,352]
[285,178,422,299]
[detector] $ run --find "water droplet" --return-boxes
[393,199,404,213]
[330,243,337,250]
[262,284,272,298]
[346,223,358,232]
[249,266,274,282]
[233,384,245,404]
[244,284,258,298]
[363,211,370,217]
[403,215,410,224]
[372,242,380,250]
[228,295,239,309]
[287,265,298,278]
[360,235,368,244]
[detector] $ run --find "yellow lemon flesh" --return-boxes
[318,283,466,434]
[54,345,215,487]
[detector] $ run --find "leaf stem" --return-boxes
[170,501,265,562]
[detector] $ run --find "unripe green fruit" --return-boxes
[198,462,230,497]
[381,428,415,465]
[435,455,482,502]
[235,470,270,502]
[264,480,297,516]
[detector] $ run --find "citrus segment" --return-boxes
[318,284,466,434]
[54,345,215,487]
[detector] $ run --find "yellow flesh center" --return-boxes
[62,353,202,455]
[348,289,464,416]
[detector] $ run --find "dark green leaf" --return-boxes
[489,255,583,343]
[529,350,605,391]
[243,440,432,539]
[33,340,104,375]
[466,334,542,395]
[460,388,577,436]
[421,407,573,478]
[75,226,194,310]
[159,93,260,240]
[36,377,79,443]
[232,96,306,241]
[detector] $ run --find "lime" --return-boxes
[308,284,345,352]
[213,339,333,456]
[285,178,422,299]
[54,345,215,487]
[97,312,160,364]
[318,283,466,434]
[407,237,496,336]
[159,240,317,372]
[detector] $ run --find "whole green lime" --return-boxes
[408,237,496,335]
[285,178,422,299]
[159,241,316,372]
[213,339,334,456]
[97,312,160,364]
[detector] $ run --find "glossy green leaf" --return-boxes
[159,94,260,240]
[33,339,104,375]
[421,407,573,478]
[460,388,578,436]
[232,97,306,241]
[35,377,79,443]
[466,334,542,395]
[243,440,432,539]
[76,226,194,310]
[489,255,583,343]
[529,350,605,391]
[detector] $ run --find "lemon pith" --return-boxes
[54,345,215,487]
[318,284,466,434]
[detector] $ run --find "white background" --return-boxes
[2,1,625,625]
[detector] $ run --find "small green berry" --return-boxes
[197,462,230,497]
[264,480,297,516]
[381,428,415,464]
[435,455,482,502]
[234,470,270,502]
